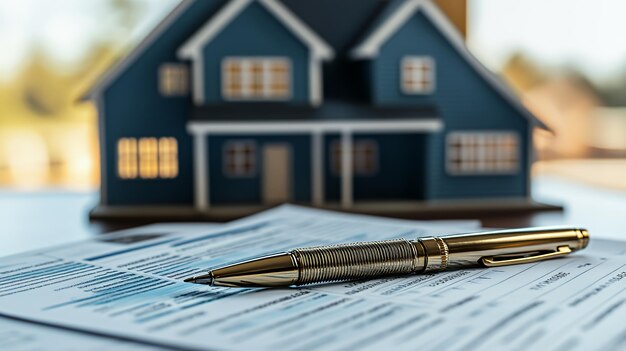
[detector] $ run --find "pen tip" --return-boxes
[183,273,214,285]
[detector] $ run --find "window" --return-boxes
[331,140,378,176]
[158,137,178,179]
[118,138,138,179]
[117,137,178,179]
[401,56,435,94]
[224,141,257,177]
[159,64,189,96]
[222,57,291,100]
[446,132,519,175]
[139,138,159,179]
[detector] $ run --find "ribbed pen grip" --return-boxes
[291,239,420,285]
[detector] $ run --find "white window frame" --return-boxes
[159,63,189,96]
[331,139,379,176]
[221,57,292,101]
[401,56,436,95]
[223,140,257,178]
[446,131,520,176]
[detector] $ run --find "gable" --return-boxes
[178,0,334,60]
[191,2,312,105]
[178,0,334,106]
[351,0,549,131]
[371,12,522,126]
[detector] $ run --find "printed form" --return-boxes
[0,205,624,351]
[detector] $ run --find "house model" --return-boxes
[86,0,550,220]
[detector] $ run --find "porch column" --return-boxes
[340,129,353,209]
[193,133,209,210]
[311,130,324,206]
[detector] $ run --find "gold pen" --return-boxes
[184,227,589,288]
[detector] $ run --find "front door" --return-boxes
[262,144,291,204]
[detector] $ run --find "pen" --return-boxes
[184,227,589,288]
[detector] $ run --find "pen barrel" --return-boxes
[292,239,423,285]
[442,227,589,267]
[207,227,589,287]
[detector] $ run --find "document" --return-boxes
[0,223,219,351]
[0,316,168,351]
[0,205,624,351]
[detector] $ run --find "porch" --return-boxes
[187,118,443,210]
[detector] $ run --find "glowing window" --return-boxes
[139,138,159,179]
[401,56,435,94]
[331,140,379,176]
[222,58,291,100]
[117,137,178,179]
[447,132,519,175]
[117,138,138,179]
[158,137,178,179]
[159,64,189,96]
[224,141,256,177]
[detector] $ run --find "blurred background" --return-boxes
[0,0,625,192]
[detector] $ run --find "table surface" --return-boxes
[1,175,625,257]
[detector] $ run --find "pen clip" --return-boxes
[480,246,573,267]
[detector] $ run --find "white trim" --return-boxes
[351,0,465,59]
[179,0,252,59]
[193,133,208,209]
[187,119,443,135]
[311,131,324,206]
[178,0,333,60]
[340,130,353,209]
[349,0,549,131]
[309,54,322,106]
[259,0,334,60]
[84,1,194,100]
[192,53,205,105]
[351,0,421,59]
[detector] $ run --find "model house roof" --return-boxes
[83,0,548,130]
[178,0,334,60]
[83,0,385,101]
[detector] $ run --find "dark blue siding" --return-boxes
[371,11,530,199]
[324,134,427,201]
[102,1,224,206]
[201,2,310,104]
[208,135,311,204]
